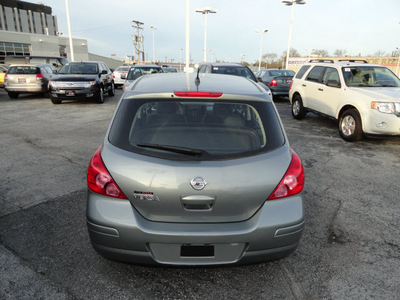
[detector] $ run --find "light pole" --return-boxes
[65,0,74,61]
[306,48,314,61]
[180,48,183,72]
[396,47,400,77]
[256,29,268,71]
[150,25,157,63]
[282,0,306,69]
[196,7,217,62]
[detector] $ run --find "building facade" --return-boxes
[0,0,89,63]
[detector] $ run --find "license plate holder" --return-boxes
[66,91,75,96]
[18,78,26,83]
[180,245,214,257]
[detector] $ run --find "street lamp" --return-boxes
[196,7,217,62]
[396,47,400,77]
[282,0,307,69]
[306,48,314,61]
[256,29,268,71]
[150,25,157,63]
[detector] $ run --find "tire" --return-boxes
[50,96,62,104]
[291,94,307,119]
[8,92,19,99]
[338,109,363,142]
[108,82,115,96]
[97,88,104,103]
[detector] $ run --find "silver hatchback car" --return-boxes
[87,72,305,266]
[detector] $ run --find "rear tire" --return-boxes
[8,92,19,99]
[291,94,306,119]
[338,109,363,142]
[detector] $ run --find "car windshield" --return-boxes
[58,63,98,74]
[109,99,285,160]
[8,66,39,74]
[211,66,256,81]
[342,66,400,87]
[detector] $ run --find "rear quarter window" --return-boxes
[109,99,285,161]
[295,65,311,79]
[306,66,325,82]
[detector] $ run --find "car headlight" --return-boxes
[85,81,97,88]
[48,81,56,89]
[371,102,399,115]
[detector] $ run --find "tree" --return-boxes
[313,49,329,57]
[281,48,300,59]
[334,49,347,57]
[373,50,387,57]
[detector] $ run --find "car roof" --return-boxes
[306,60,383,68]
[124,72,268,100]
[201,62,248,67]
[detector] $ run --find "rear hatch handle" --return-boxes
[180,195,216,211]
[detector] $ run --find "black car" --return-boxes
[198,62,272,98]
[255,69,295,99]
[48,61,115,104]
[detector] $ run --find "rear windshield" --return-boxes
[116,66,130,72]
[58,63,98,74]
[109,99,285,160]
[8,66,39,74]
[211,66,256,81]
[268,70,295,77]
[127,67,163,80]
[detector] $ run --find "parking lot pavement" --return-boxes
[1,91,399,299]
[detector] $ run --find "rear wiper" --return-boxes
[136,143,206,157]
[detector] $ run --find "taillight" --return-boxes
[112,73,115,78]
[269,79,277,87]
[4,73,7,82]
[87,146,127,199]
[174,91,223,97]
[36,73,43,81]
[289,80,293,90]
[267,149,304,200]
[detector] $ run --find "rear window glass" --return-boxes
[109,99,285,161]
[211,66,256,81]
[116,66,130,72]
[8,66,39,74]
[269,70,295,77]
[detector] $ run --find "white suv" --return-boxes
[289,60,400,141]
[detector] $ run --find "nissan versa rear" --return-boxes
[86,73,305,266]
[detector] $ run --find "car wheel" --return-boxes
[291,95,306,119]
[338,109,363,142]
[97,88,105,103]
[50,96,62,104]
[8,92,19,99]
[108,82,115,96]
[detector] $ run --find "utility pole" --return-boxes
[132,20,144,63]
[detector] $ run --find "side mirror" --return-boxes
[52,70,58,74]
[257,77,263,82]
[327,79,341,88]
[101,70,108,74]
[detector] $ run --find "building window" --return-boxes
[0,42,31,63]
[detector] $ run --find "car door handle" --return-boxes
[302,84,306,87]
[318,88,324,91]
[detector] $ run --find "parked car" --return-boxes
[198,62,273,99]
[4,63,57,98]
[5,55,69,70]
[48,61,115,104]
[0,64,9,88]
[123,64,163,90]
[256,69,295,99]
[112,66,130,89]
[289,59,400,141]
[86,72,305,266]
[162,66,178,73]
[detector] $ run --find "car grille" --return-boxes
[54,82,88,90]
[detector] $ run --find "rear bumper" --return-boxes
[5,85,46,93]
[87,191,304,265]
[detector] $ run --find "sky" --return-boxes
[40,0,400,64]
